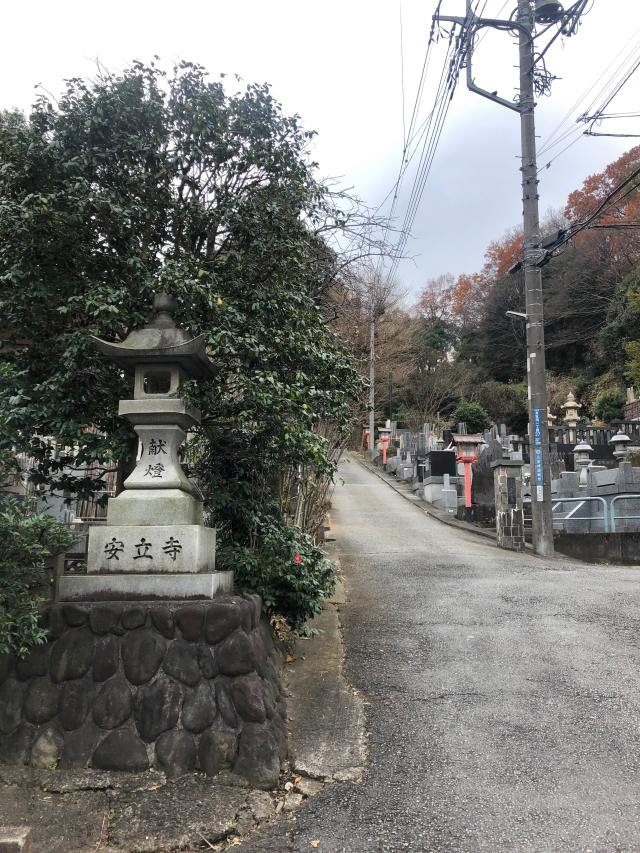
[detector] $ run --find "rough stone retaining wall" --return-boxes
[0,596,287,788]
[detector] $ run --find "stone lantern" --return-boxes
[562,391,582,444]
[59,294,233,601]
[573,438,593,487]
[378,427,392,465]
[452,433,484,522]
[610,429,632,461]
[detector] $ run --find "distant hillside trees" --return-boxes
[401,146,640,426]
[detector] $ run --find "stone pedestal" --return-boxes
[492,459,525,552]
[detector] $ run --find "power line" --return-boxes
[387,0,488,279]
[388,29,465,280]
[374,3,441,232]
[538,22,640,157]
[537,33,640,169]
[540,26,640,151]
[511,163,640,270]
[400,0,407,150]
[581,53,640,138]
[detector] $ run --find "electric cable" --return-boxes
[388,23,469,280]
[539,22,640,155]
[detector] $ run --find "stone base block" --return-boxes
[88,525,215,573]
[0,828,32,853]
[106,490,204,526]
[58,571,233,601]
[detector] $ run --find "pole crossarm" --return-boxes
[436,9,531,113]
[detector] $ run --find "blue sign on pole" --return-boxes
[533,407,543,446]
[534,446,543,486]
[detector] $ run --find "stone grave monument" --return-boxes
[59,293,232,601]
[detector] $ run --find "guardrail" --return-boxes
[551,496,611,534]
[610,494,640,534]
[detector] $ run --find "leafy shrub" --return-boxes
[0,496,73,656]
[475,381,528,434]
[594,388,626,423]
[450,401,491,434]
[217,515,335,634]
[392,407,410,428]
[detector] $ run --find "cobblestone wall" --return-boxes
[0,596,287,788]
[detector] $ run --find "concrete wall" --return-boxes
[554,532,640,565]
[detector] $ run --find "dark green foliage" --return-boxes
[594,388,626,423]
[600,266,640,379]
[542,248,614,375]
[474,275,527,383]
[219,518,335,633]
[0,497,73,656]
[391,407,410,428]
[0,61,363,630]
[413,318,455,371]
[449,401,491,434]
[470,247,620,386]
[474,382,528,433]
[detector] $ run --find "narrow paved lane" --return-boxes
[240,455,640,851]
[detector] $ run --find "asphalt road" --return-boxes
[237,455,640,852]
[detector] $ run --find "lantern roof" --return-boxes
[574,440,593,453]
[562,392,581,411]
[452,433,484,443]
[610,430,631,445]
[91,293,215,378]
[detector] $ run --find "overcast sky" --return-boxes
[2,1,638,296]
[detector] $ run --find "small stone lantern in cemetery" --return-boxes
[378,427,392,465]
[573,437,594,487]
[562,391,582,444]
[59,293,233,600]
[453,433,485,522]
[610,429,632,461]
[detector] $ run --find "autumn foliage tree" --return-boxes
[400,146,640,427]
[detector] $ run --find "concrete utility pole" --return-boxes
[435,0,561,556]
[368,312,376,460]
[516,0,554,556]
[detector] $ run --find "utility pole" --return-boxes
[434,0,573,557]
[368,311,376,460]
[516,0,554,556]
